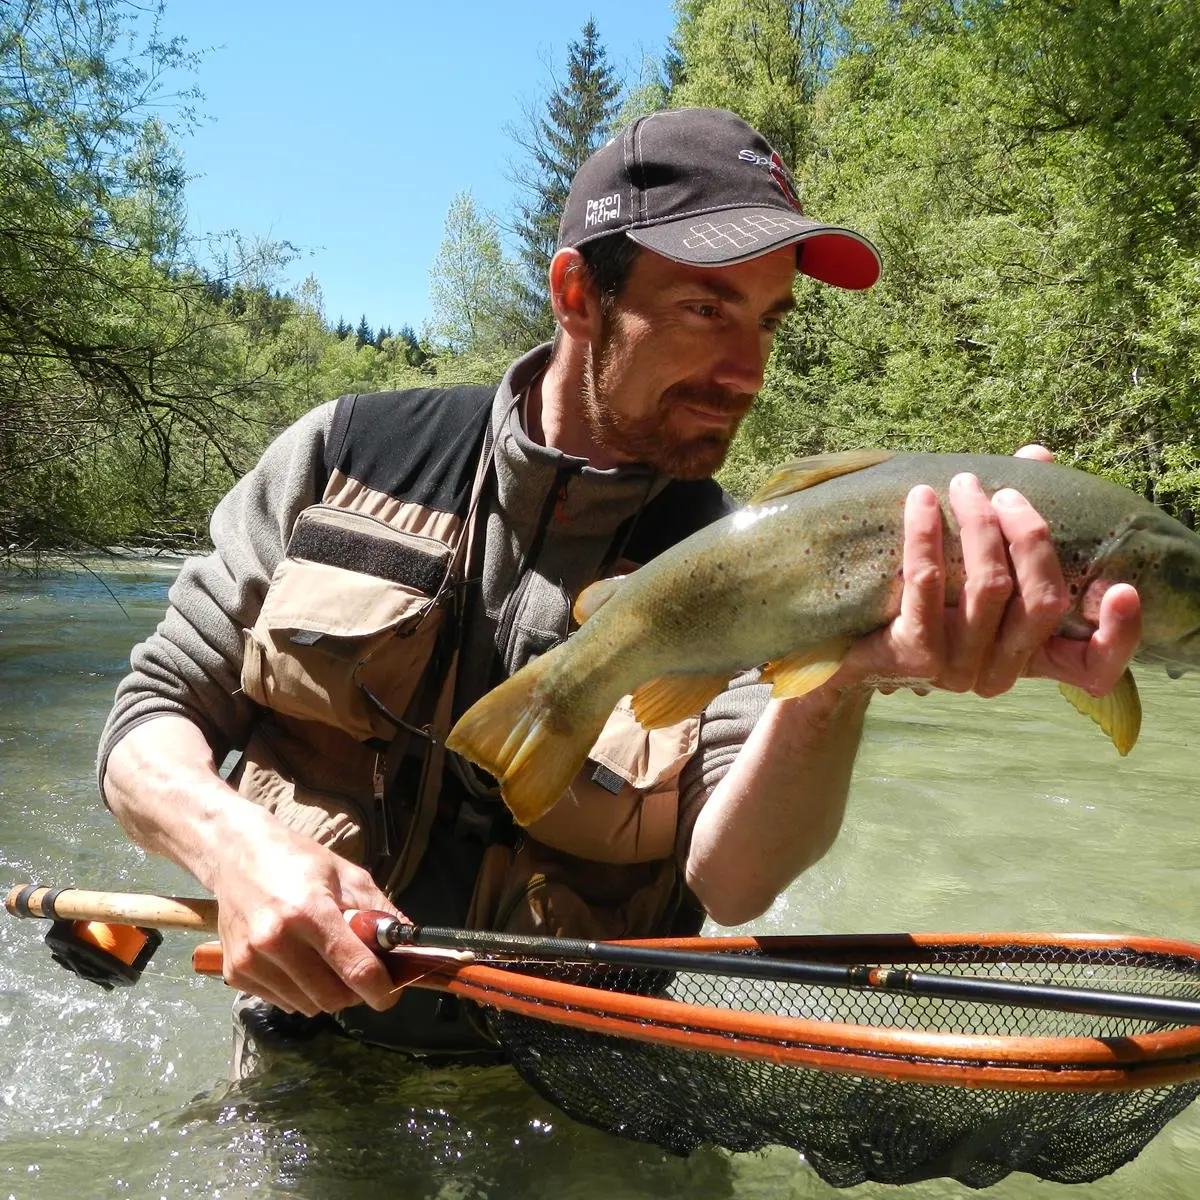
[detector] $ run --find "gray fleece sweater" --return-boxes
[98,346,770,865]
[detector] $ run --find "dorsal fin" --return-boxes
[749,450,893,505]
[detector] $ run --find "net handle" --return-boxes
[393,922,1200,1028]
[10,886,1200,1028]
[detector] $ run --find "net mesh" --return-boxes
[479,941,1200,1188]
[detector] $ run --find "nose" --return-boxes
[711,325,770,395]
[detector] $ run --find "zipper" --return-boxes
[491,463,578,676]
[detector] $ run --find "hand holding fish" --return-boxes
[841,472,1142,701]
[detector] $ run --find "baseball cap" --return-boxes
[558,107,881,290]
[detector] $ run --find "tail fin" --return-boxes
[446,651,601,827]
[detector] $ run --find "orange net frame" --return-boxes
[386,931,1200,1187]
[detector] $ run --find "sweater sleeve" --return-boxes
[673,668,771,866]
[96,402,339,799]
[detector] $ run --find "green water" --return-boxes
[1,564,1198,1198]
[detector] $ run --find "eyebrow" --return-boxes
[680,278,797,315]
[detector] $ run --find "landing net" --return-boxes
[408,932,1200,1188]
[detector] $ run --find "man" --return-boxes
[98,108,1141,1063]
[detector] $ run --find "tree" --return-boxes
[397,324,428,369]
[354,315,373,349]
[0,0,265,548]
[671,0,842,168]
[509,20,622,343]
[428,191,522,362]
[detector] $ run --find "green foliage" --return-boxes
[672,0,842,164]
[665,0,1200,517]
[8,0,1198,549]
[428,192,524,357]
[0,1,430,551]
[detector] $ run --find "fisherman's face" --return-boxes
[581,245,797,479]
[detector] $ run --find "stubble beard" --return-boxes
[581,321,752,481]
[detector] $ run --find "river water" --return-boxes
[1,563,1198,1199]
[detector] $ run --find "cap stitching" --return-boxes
[634,114,651,223]
[629,222,881,262]
[625,120,636,223]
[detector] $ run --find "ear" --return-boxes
[548,248,603,343]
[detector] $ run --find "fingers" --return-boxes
[1030,582,1141,694]
[222,904,397,1015]
[972,488,1069,696]
[943,474,1012,691]
[1014,443,1054,463]
[894,484,946,676]
[307,908,398,1012]
[214,836,402,1018]
[848,473,1138,704]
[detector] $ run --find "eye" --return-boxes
[760,315,783,332]
[688,303,720,319]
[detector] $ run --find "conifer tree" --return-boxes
[354,315,373,349]
[510,20,622,343]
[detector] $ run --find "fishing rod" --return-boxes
[7,883,1200,1028]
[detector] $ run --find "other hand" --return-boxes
[212,809,403,1017]
[844,445,1141,699]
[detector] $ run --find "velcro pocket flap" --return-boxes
[259,557,435,639]
[240,508,454,741]
[260,507,454,638]
[588,697,700,792]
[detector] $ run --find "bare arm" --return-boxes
[104,715,400,1016]
[99,403,403,1016]
[686,687,868,925]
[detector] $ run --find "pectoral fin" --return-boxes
[631,673,730,728]
[749,450,893,505]
[573,575,628,624]
[1057,668,1142,756]
[760,639,852,699]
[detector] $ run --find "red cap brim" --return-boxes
[799,231,882,291]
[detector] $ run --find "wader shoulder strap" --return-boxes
[377,415,497,897]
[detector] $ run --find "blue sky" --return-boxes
[159,1,678,334]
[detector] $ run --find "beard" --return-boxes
[581,324,753,480]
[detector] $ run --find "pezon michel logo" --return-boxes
[585,193,622,229]
[738,148,804,212]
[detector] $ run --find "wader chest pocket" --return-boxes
[523,698,700,865]
[241,507,454,743]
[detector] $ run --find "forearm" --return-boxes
[685,685,870,926]
[103,713,266,894]
[104,713,400,1015]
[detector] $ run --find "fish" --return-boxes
[447,450,1200,826]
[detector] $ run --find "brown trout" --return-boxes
[447,451,1200,826]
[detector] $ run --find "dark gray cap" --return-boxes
[558,107,881,290]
